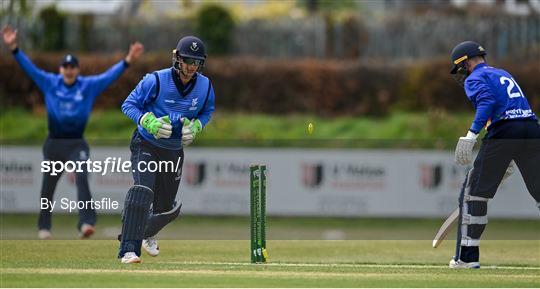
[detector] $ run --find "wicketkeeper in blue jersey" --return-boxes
[449,41,540,268]
[118,36,215,263]
[2,25,144,239]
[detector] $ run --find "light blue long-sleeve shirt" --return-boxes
[121,68,215,150]
[13,48,128,138]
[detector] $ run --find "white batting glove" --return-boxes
[455,131,478,165]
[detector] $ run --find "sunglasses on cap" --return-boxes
[181,57,203,66]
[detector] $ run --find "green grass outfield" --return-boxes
[1,214,539,287]
[1,240,539,287]
[0,109,477,148]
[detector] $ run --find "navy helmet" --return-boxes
[450,41,486,74]
[175,36,206,61]
[172,36,207,71]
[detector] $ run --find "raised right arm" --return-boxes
[3,25,55,92]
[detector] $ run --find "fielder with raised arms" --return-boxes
[449,41,540,268]
[118,36,215,263]
[1,25,144,240]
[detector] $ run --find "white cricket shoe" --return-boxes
[121,252,142,264]
[449,258,480,269]
[79,223,95,239]
[142,237,160,257]
[38,229,51,240]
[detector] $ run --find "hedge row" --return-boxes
[1,52,538,116]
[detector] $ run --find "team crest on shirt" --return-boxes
[189,98,198,111]
[74,90,83,101]
[190,42,199,52]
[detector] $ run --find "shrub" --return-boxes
[195,4,235,55]
[1,52,538,117]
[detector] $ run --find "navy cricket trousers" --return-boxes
[129,130,184,215]
[457,119,540,257]
[38,137,96,231]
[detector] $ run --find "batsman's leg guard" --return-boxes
[460,194,489,246]
[118,185,154,258]
[455,169,490,262]
[144,201,182,238]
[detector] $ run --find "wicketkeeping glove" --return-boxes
[455,131,478,166]
[140,112,172,139]
[181,118,202,146]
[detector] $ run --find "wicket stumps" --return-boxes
[250,164,268,263]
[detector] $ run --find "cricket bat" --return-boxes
[432,168,474,248]
[432,207,459,248]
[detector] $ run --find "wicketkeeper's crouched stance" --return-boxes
[118,36,215,263]
[449,41,540,268]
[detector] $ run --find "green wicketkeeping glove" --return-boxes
[140,112,172,139]
[181,118,202,146]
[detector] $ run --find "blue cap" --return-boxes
[61,54,79,67]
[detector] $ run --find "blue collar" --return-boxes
[170,68,197,97]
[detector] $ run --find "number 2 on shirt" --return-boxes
[500,76,524,98]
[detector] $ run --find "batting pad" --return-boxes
[121,185,154,240]
[144,201,182,238]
